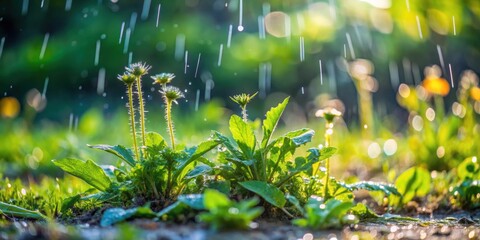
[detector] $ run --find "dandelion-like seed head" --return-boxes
[161,86,184,104]
[316,107,342,123]
[117,72,136,85]
[151,73,175,85]
[126,62,151,77]
[230,92,258,109]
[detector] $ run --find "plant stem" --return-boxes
[433,95,444,121]
[127,85,140,161]
[135,77,147,151]
[165,100,176,150]
[323,122,333,199]
[241,106,248,122]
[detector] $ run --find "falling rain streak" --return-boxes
[319,60,323,85]
[227,25,233,48]
[299,37,305,62]
[238,0,244,31]
[128,52,133,65]
[436,45,445,74]
[69,113,74,132]
[156,4,161,28]
[40,33,50,60]
[258,16,265,39]
[130,12,138,32]
[205,79,214,101]
[346,33,355,59]
[42,77,49,100]
[195,53,201,78]
[22,0,29,15]
[175,34,185,61]
[119,22,125,44]
[452,16,457,36]
[97,68,106,95]
[123,28,131,54]
[416,16,423,39]
[65,0,72,11]
[0,37,5,60]
[41,0,45,8]
[94,40,101,66]
[195,89,200,111]
[449,64,454,88]
[389,61,399,90]
[184,50,189,74]
[217,44,224,67]
[141,0,151,20]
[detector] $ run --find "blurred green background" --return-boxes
[1,0,480,123]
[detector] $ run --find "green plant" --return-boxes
[389,166,431,207]
[52,63,220,209]
[198,189,263,231]
[450,157,480,209]
[292,196,356,229]
[213,95,336,210]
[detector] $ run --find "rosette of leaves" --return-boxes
[213,96,336,210]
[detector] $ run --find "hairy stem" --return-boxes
[241,106,248,122]
[165,100,176,150]
[127,85,139,161]
[135,77,147,151]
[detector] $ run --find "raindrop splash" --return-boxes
[119,22,125,44]
[94,40,101,66]
[42,77,49,100]
[217,44,224,67]
[97,68,106,95]
[156,4,161,27]
[123,28,131,54]
[141,0,151,20]
[174,34,185,61]
[195,53,201,78]
[227,24,233,48]
[416,15,423,39]
[40,33,50,60]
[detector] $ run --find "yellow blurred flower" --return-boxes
[0,97,20,119]
[470,87,480,101]
[422,76,450,96]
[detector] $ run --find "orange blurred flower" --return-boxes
[0,97,20,118]
[422,76,450,96]
[471,87,480,101]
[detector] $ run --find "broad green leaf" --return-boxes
[185,164,212,179]
[178,194,205,210]
[342,181,401,196]
[317,147,337,161]
[174,140,220,178]
[0,202,48,220]
[261,97,289,148]
[290,129,315,146]
[350,203,379,220]
[213,131,243,158]
[457,157,480,180]
[100,206,156,226]
[145,132,166,148]
[204,189,231,210]
[239,181,286,208]
[394,167,431,203]
[229,115,256,158]
[324,199,353,221]
[61,195,81,213]
[88,144,135,167]
[52,158,112,191]
[286,194,304,215]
